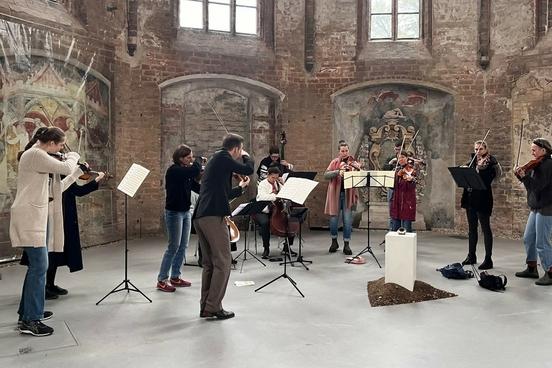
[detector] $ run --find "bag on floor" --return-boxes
[436,263,474,280]
[477,271,507,292]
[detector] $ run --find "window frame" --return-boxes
[179,0,259,37]
[368,0,421,41]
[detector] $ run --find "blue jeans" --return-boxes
[391,219,413,232]
[329,192,353,241]
[387,188,394,231]
[18,246,48,321]
[158,209,192,281]
[523,211,552,271]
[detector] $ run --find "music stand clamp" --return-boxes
[231,200,271,272]
[97,164,152,305]
[343,170,395,267]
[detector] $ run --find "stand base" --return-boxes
[290,256,312,270]
[347,245,382,268]
[255,273,305,297]
[233,249,266,273]
[96,279,152,305]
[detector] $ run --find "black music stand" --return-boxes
[232,200,271,272]
[447,167,487,190]
[255,177,318,297]
[97,164,152,305]
[345,171,394,267]
[288,207,311,270]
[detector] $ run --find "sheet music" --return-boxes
[282,173,289,182]
[231,203,248,217]
[276,177,318,205]
[117,163,150,197]
[343,170,395,189]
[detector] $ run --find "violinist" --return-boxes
[11,127,82,337]
[255,166,296,259]
[514,138,552,286]
[390,152,417,232]
[383,141,404,230]
[156,144,201,293]
[460,140,501,270]
[257,146,294,183]
[324,141,360,255]
[193,133,253,320]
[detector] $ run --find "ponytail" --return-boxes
[17,126,65,161]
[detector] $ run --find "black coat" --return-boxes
[21,180,99,272]
[460,154,499,215]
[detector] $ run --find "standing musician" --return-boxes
[156,144,201,293]
[390,152,417,232]
[460,140,501,270]
[383,141,404,230]
[11,127,82,337]
[257,145,294,183]
[255,166,296,259]
[324,141,360,255]
[514,138,552,285]
[193,133,253,320]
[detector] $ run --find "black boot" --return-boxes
[343,241,352,255]
[478,257,493,270]
[515,265,540,279]
[262,247,270,259]
[329,239,339,253]
[461,255,476,265]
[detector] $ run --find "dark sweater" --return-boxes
[461,154,499,215]
[165,161,201,212]
[194,149,254,218]
[521,156,552,215]
[256,156,291,182]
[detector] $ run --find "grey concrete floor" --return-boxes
[1,229,551,368]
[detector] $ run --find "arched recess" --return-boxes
[159,74,286,188]
[0,50,113,257]
[331,80,455,231]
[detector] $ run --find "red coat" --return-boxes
[390,175,416,221]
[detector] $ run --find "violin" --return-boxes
[514,155,545,180]
[339,156,361,175]
[225,217,240,242]
[397,160,416,181]
[47,152,112,181]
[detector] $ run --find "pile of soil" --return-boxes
[367,277,456,307]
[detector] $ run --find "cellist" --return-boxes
[514,138,552,286]
[254,166,296,259]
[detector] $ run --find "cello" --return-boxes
[270,131,300,238]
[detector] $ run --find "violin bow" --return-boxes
[515,119,525,168]
[207,102,230,134]
[468,129,491,168]
[393,135,408,172]
[405,129,420,153]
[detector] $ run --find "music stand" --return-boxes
[255,178,318,297]
[344,170,394,267]
[231,200,271,272]
[447,167,487,190]
[97,164,152,305]
[288,207,311,270]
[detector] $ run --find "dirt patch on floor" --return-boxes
[367,277,456,307]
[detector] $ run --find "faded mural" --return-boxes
[333,83,455,230]
[0,21,113,258]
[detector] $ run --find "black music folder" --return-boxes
[287,171,317,180]
[448,167,486,190]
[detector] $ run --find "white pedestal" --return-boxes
[384,231,417,292]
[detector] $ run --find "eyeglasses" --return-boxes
[270,155,280,159]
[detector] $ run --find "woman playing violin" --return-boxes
[460,140,501,270]
[514,138,552,285]
[324,141,361,255]
[390,152,417,232]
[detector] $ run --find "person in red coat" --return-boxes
[390,153,417,232]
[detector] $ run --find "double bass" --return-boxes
[270,131,300,238]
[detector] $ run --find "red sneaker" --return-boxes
[170,278,192,287]
[157,280,176,292]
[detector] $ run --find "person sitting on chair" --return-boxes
[257,146,294,183]
[255,166,296,259]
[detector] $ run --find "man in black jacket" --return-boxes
[514,138,552,285]
[194,134,253,319]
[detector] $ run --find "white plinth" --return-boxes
[384,231,417,292]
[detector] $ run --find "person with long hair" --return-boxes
[11,127,82,336]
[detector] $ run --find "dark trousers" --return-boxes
[253,213,294,249]
[193,216,232,314]
[466,208,493,259]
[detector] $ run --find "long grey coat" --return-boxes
[10,146,81,251]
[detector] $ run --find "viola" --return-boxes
[515,155,545,180]
[225,217,240,242]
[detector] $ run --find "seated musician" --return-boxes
[257,146,294,183]
[255,166,296,259]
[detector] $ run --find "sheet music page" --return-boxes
[231,203,248,217]
[276,178,318,205]
[343,170,368,189]
[368,170,395,188]
[117,163,150,197]
[282,173,289,182]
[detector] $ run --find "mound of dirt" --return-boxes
[367,277,456,307]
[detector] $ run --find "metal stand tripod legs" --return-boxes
[233,222,266,272]
[255,249,304,297]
